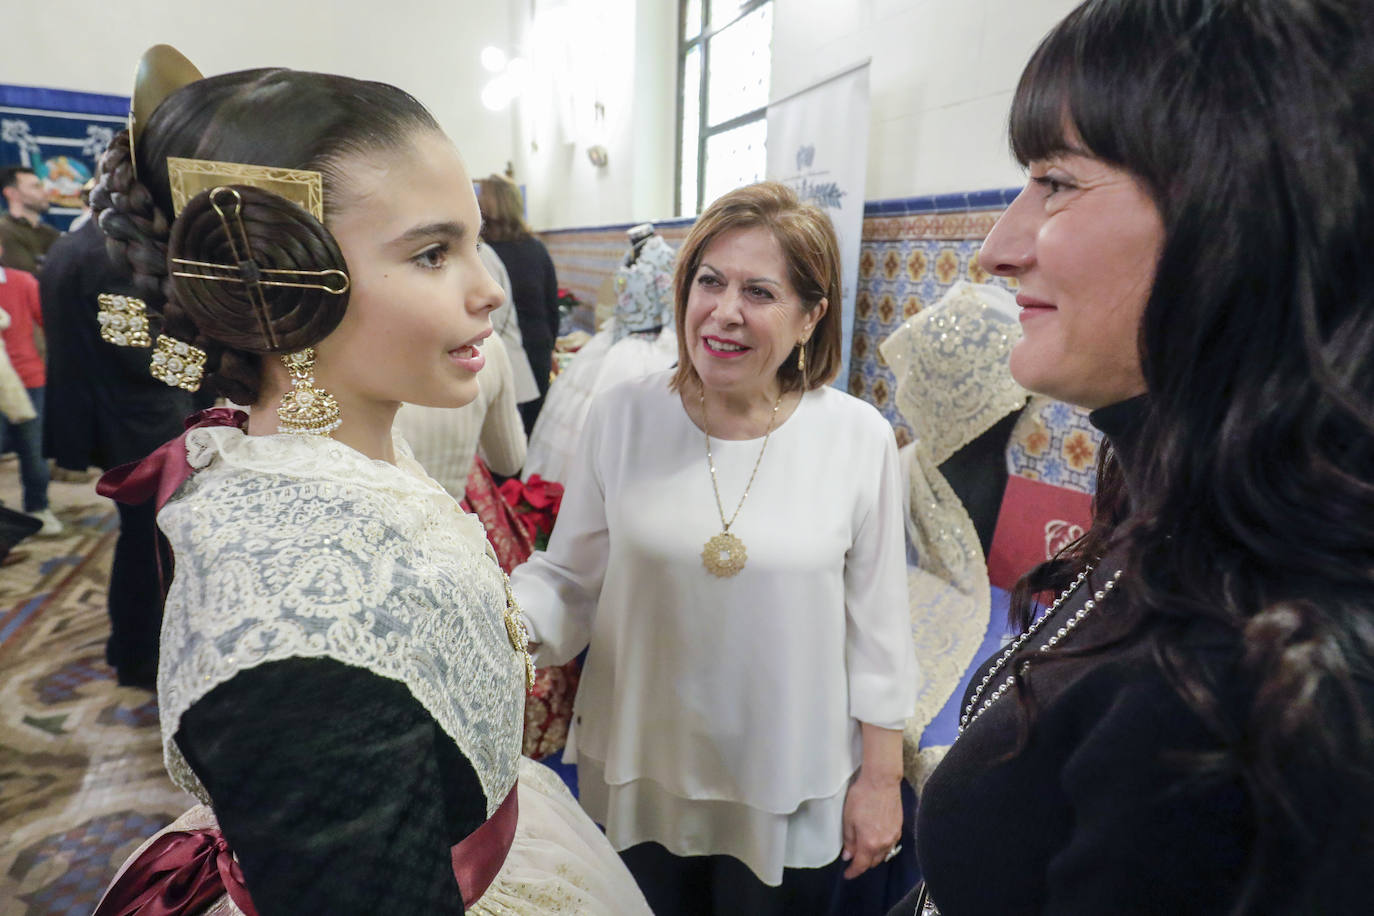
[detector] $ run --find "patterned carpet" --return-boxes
[0,460,194,915]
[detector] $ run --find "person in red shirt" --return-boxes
[0,243,59,534]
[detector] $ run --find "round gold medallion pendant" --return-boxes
[702,531,747,578]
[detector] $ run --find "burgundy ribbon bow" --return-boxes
[98,408,248,512]
[95,787,518,914]
[92,828,259,916]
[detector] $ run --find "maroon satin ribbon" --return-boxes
[96,785,518,914]
[97,407,248,512]
[92,828,259,916]
[453,784,519,907]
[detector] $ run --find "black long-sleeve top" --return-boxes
[488,237,559,393]
[912,397,1373,915]
[37,220,192,470]
[176,657,488,914]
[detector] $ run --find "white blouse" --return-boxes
[522,322,678,485]
[393,333,527,498]
[513,371,916,884]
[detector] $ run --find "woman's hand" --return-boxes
[841,724,904,879]
[841,771,902,879]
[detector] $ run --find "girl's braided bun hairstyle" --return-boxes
[90,67,440,404]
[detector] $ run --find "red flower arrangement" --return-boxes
[497,474,564,550]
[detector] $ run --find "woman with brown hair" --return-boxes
[512,181,916,915]
[478,174,560,433]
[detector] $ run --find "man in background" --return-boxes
[0,167,60,274]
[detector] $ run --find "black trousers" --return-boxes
[105,499,170,687]
[518,346,552,435]
[619,841,845,916]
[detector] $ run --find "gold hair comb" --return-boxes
[167,157,324,221]
[129,45,203,180]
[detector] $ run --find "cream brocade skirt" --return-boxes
[100,758,651,915]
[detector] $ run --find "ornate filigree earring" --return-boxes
[277,348,341,436]
[797,337,808,375]
[96,294,152,347]
[149,334,206,391]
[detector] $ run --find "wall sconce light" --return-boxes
[481,47,530,112]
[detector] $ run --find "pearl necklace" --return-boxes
[958,566,1124,735]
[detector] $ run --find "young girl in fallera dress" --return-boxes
[90,46,649,915]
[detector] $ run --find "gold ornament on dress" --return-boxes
[700,389,783,578]
[501,573,536,692]
[96,294,152,348]
[149,334,206,391]
[276,348,341,436]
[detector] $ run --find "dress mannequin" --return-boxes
[522,225,678,483]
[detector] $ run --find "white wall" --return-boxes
[511,0,678,230]
[6,0,1084,231]
[518,0,1082,229]
[1,0,519,183]
[773,0,1082,199]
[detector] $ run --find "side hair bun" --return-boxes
[168,185,350,354]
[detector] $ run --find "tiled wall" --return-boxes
[540,187,1103,493]
[852,193,1019,446]
[541,219,695,308]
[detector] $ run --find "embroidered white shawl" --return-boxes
[880,282,1028,789]
[156,426,525,817]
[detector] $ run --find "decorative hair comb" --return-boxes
[129,45,203,180]
[167,157,324,221]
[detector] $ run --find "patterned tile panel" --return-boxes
[540,225,692,308]
[852,211,1018,445]
[1005,397,1100,494]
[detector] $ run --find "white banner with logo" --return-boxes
[766,61,871,390]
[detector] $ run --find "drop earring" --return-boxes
[277,348,341,436]
[797,337,808,375]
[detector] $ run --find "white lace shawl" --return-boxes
[880,282,1027,789]
[156,426,525,817]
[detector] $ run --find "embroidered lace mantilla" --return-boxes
[879,282,1027,788]
[157,427,526,817]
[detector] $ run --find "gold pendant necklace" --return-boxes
[700,389,783,578]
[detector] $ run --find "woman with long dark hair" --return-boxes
[87,47,648,915]
[899,1,1374,913]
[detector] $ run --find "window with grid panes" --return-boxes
[677,0,773,216]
